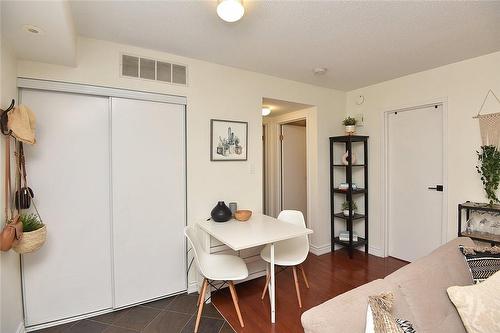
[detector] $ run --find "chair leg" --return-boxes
[292,266,302,308]
[197,278,206,305]
[261,271,270,300]
[228,281,245,328]
[195,279,208,333]
[233,282,239,303]
[299,264,310,289]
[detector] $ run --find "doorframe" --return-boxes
[381,98,448,258]
[262,108,313,228]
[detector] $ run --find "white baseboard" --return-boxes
[187,280,198,294]
[309,243,384,257]
[368,246,384,257]
[16,322,25,333]
[309,243,331,255]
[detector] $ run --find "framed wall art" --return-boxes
[210,119,248,161]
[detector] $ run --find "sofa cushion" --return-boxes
[447,270,500,333]
[302,279,410,333]
[385,237,474,333]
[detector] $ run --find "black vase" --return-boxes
[211,201,232,222]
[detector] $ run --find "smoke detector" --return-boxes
[313,67,327,75]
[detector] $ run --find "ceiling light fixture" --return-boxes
[313,67,327,75]
[23,24,43,35]
[262,107,271,116]
[217,0,245,23]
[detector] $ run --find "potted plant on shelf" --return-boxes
[12,213,46,254]
[342,201,358,216]
[343,116,357,135]
[476,145,500,206]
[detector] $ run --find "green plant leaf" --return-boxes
[477,145,500,205]
[20,213,44,232]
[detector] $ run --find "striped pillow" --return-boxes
[459,245,500,284]
[396,319,417,333]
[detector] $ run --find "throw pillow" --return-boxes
[396,319,417,333]
[459,245,500,283]
[447,270,500,333]
[364,293,416,333]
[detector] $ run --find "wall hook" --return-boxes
[0,99,15,135]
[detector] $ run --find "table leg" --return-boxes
[270,242,275,323]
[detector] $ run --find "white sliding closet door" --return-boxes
[21,89,112,326]
[111,98,186,307]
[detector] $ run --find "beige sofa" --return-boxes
[301,237,474,333]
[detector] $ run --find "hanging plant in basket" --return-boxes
[13,213,46,254]
[476,145,500,206]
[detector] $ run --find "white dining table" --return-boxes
[197,213,313,323]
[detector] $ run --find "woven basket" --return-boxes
[13,225,47,254]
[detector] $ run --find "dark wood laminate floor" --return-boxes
[37,294,235,333]
[212,249,408,333]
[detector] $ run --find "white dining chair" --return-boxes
[260,210,310,308]
[184,225,248,332]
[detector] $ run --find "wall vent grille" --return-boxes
[121,54,187,86]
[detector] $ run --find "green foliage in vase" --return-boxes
[476,145,500,205]
[342,116,357,126]
[20,213,44,232]
[342,201,358,211]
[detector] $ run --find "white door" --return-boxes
[21,89,112,326]
[111,98,186,307]
[388,104,444,262]
[281,123,307,222]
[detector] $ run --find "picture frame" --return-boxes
[210,119,248,161]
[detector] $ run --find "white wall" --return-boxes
[1,17,25,333]
[17,37,345,290]
[346,51,500,256]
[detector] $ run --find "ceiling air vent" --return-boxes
[121,54,188,86]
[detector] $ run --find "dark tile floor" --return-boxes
[37,293,235,333]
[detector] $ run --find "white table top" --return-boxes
[197,213,313,251]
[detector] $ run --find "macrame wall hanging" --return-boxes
[473,89,500,149]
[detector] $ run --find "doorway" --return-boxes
[262,98,312,225]
[281,120,307,219]
[385,102,447,262]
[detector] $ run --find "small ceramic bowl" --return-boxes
[234,210,252,222]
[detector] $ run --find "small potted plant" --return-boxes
[342,201,358,216]
[12,213,46,254]
[343,116,357,135]
[476,145,500,206]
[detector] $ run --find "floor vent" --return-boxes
[121,54,187,86]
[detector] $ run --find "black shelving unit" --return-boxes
[330,135,369,258]
[458,201,500,246]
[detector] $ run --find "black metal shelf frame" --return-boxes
[330,135,369,258]
[458,201,500,246]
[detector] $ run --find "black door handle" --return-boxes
[428,185,443,192]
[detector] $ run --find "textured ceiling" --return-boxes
[262,97,312,117]
[68,1,500,90]
[4,1,500,91]
[2,1,76,66]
